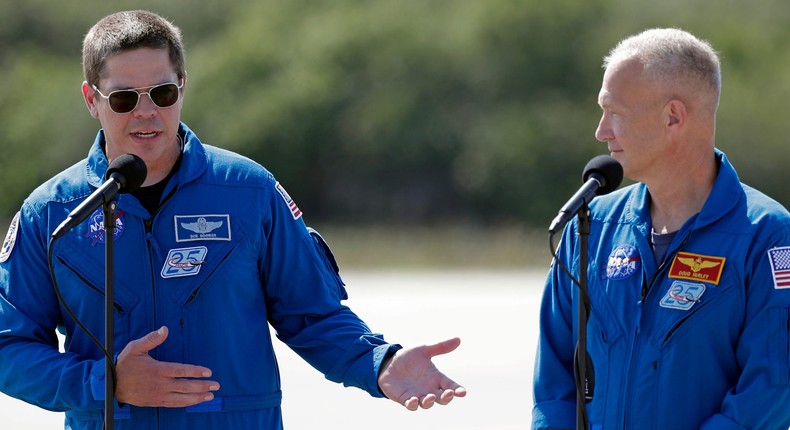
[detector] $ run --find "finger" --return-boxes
[403,396,420,411]
[160,391,217,408]
[436,389,455,405]
[439,374,466,392]
[128,326,169,355]
[157,361,214,379]
[166,378,220,395]
[422,337,461,358]
[419,393,437,409]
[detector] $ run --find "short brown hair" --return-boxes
[82,10,185,87]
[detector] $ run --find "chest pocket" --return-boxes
[160,221,250,306]
[53,237,141,311]
[51,237,141,355]
[652,270,740,348]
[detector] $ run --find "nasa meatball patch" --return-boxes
[85,209,126,246]
[606,244,641,280]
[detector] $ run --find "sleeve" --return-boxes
[0,207,105,412]
[258,180,401,398]
[700,223,790,430]
[531,222,579,430]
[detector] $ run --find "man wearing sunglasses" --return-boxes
[0,10,465,430]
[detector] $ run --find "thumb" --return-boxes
[133,326,169,355]
[423,337,461,358]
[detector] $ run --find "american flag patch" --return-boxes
[768,246,790,289]
[275,182,302,220]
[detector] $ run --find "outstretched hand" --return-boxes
[378,337,467,411]
[115,326,220,407]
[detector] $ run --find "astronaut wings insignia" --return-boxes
[181,218,223,234]
[676,256,721,273]
[174,215,232,242]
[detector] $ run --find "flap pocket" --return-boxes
[53,238,140,312]
[166,222,249,305]
[768,306,790,386]
[305,227,347,300]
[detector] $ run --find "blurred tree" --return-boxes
[1,0,789,227]
[184,0,611,224]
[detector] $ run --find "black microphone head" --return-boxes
[106,153,147,193]
[582,155,623,196]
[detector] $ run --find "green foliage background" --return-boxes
[2,0,790,228]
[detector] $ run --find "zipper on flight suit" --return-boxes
[622,232,692,428]
[143,187,178,343]
[641,232,696,347]
[144,219,158,343]
[142,187,177,429]
[641,233,692,301]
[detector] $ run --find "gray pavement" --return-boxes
[0,269,544,429]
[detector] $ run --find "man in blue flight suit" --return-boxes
[533,28,790,430]
[0,10,466,429]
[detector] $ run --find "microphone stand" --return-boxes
[102,201,117,430]
[574,203,591,430]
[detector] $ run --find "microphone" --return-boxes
[52,154,147,240]
[548,155,623,235]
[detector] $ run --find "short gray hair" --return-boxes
[603,28,721,110]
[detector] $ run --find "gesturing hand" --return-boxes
[115,326,220,407]
[378,337,467,411]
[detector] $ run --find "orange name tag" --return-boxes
[668,252,726,285]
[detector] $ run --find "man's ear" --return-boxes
[81,81,100,119]
[178,71,188,108]
[665,99,687,129]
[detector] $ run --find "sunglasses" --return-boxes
[92,80,184,114]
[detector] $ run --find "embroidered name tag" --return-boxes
[174,215,231,242]
[668,252,725,285]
